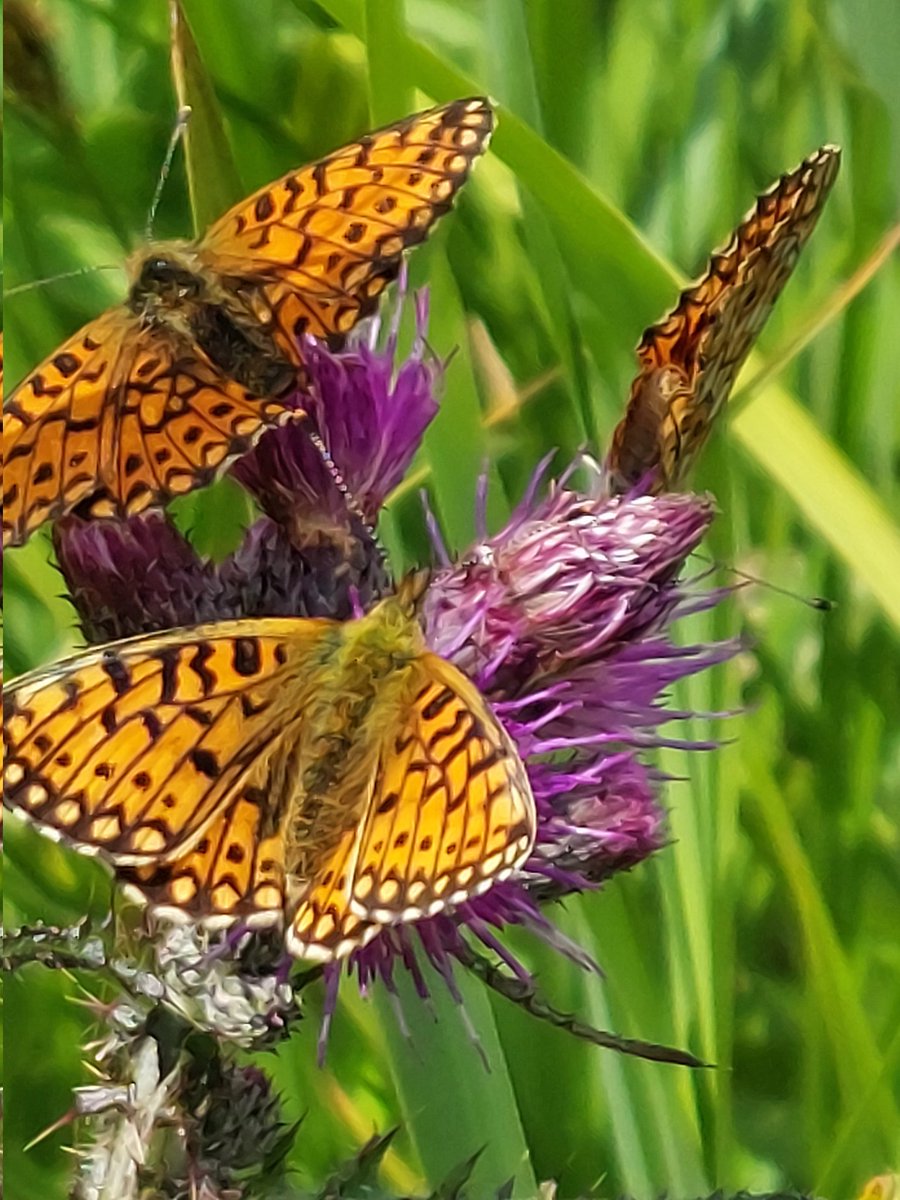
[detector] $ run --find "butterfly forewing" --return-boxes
[199,98,495,348]
[3,98,494,547]
[286,652,535,962]
[606,145,840,494]
[2,619,328,863]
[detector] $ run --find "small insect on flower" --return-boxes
[606,145,840,495]
[2,97,494,548]
[2,574,536,964]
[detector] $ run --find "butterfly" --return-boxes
[2,580,536,962]
[2,97,495,549]
[605,145,840,494]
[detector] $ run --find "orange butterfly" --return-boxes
[2,581,535,962]
[606,145,840,494]
[2,98,494,549]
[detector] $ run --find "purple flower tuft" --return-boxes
[232,281,441,527]
[322,473,736,1007]
[216,515,389,622]
[53,513,227,641]
[424,481,717,686]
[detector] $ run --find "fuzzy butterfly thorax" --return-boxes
[608,364,691,492]
[125,241,299,398]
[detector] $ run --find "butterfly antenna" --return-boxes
[305,427,389,569]
[694,552,835,611]
[4,263,121,297]
[145,104,192,241]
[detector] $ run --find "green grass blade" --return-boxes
[732,380,900,633]
[373,965,538,1198]
[170,0,244,230]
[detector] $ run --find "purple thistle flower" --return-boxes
[232,281,440,529]
[327,475,734,1009]
[55,511,228,642]
[50,282,734,1044]
[427,472,730,904]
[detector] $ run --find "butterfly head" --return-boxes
[393,568,432,615]
[357,586,427,650]
[127,243,206,314]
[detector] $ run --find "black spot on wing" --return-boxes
[233,638,262,677]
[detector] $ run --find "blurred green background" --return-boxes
[3,0,899,1197]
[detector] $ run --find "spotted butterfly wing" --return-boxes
[3,98,495,548]
[2,619,323,862]
[287,653,536,961]
[119,775,291,929]
[2,313,294,547]
[198,97,495,352]
[606,145,840,495]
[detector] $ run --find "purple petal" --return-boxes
[233,283,441,525]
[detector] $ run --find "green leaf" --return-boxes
[373,962,538,1198]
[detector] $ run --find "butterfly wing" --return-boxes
[198,98,494,351]
[3,618,331,868]
[286,652,536,962]
[606,145,840,495]
[118,776,288,928]
[3,310,295,548]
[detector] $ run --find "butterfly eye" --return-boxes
[137,257,201,299]
[140,256,174,285]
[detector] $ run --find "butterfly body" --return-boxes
[608,364,689,489]
[4,588,535,961]
[126,241,298,397]
[279,596,426,871]
[3,97,495,547]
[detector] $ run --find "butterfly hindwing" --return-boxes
[2,312,293,547]
[199,97,495,349]
[4,311,130,547]
[2,618,329,864]
[119,779,287,927]
[286,652,536,961]
[606,145,840,494]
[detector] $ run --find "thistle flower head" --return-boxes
[327,471,732,1005]
[424,472,718,685]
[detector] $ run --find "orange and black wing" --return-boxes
[118,777,288,929]
[3,309,294,547]
[606,145,840,494]
[286,652,535,962]
[199,97,494,354]
[2,618,325,866]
